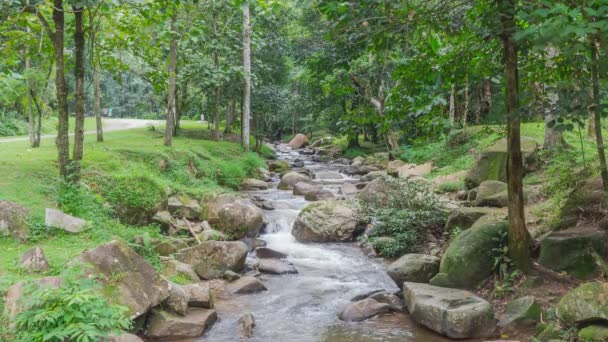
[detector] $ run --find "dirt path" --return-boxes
[0,118,163,144]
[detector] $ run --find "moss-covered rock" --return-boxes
[430,219,508,289]
[578,324,608,341]
[559,178,608,229]
[498,296,541,333]
[104,175,167,225]
[538,227,608,279]
[444,207,503,231]
[0,200,30,241]
[465,137,539,189]
[268,160,290,173]
[557,282,608,327]
[202,194,264,239]
[475,180,507,207]
[278,172,311,190]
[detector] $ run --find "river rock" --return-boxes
[351,289,386,302]
[397,163,432,179]
[538,227,608,279]
[369,291,404,311]
[430,219,508,289]
[339,183,359,196]
[578,325,608,341]
[0,200,30,241]
[197,228,227,242]
[345,164,379,175]
[498,296,541,333]
[182,283,213,308]
[77,241,169,318]
[304,189,336,201]
[256,167,272,182]
[465,137,539,188]
[292,201,363,242]
[338,298,391,322]
[240,237,267,252]
[153,238,189,256]
[314,171,343,180]
[162,259,200,283]
[151,211,175,233]
[103,332,143,342]
[204,194,264,239]
[226,276,267,294]
[45,208,87,233]
[387,160,406,177]
[557,282,608,327]
[358,178,389,204]
[167,194,202,220]
[145,308,217,340]
[20,247,49,272]
[255,247,287,259]
[386,254,440,286]
[268,160,290,173]
[475,180,508,207]
[288,133,309,149]
[3,276,62,324]
[360,171,387,182]
[403,282,495,339]
[293,182,321,196]
[239,312,256,337]
[444,207,502,232]
[240,178,270,191]
[224,270,241,282]
[279,172,312,190]
[255,259,298,274]
[163,282,189,316]
[176,241,248,280]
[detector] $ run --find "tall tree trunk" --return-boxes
[590,38,608,190]
[213,9,221,140]
[498,0,531,272]
[449,83,456,125]
[32,91,42,146]
[93,64,103,142]
[474,86,482,126]
[164,14,177,147]
[225,98,235,133]
[72,5,86,177]
[463,75,470,130]
[241,2,251,151]
[26,52,36,147]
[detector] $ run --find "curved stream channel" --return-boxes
[203,145,448,342]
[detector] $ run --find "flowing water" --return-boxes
[203,145,448,342]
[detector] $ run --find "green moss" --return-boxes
[579,325,608,341]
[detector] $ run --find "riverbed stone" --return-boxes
[167,194,202,220]
[176,241,248,280]
[77,241,169,318]
[255,259,298,274]
[224,270,241,282]
[339,183,359,196]
[556,282,608,327]
[293,182,322,196]
[403,282,495,339]
[182,283,213,308]
[0,200,30,241]
[163,282,189,316]
[145,308,217,340]
[304,189,336,201]
[398,163,432,179]
[239,313,256,337]
[292,201,363,242]
[361,171,387,182]
[369,291,404,311]
[288,133,309,149]
[240,178,270,191]
[338,298,391,322]
[103,332,143,342]
[538,227,608,279]
[204,194,264,239]
[444,207,502,231]
[386,254,440,286]
[268,160,290,173]
[226,276,267,294]
[255,247,287,259]
[498,296,541,333]
[45,208,87,233]
[279,172,312,190]
[358,178,389,204]
[20,247,49,273]
[475,180,508,207]
[430,219,508,289]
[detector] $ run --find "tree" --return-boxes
[72,4,86,176]
[165,13,178,147]
[241,1,251,150]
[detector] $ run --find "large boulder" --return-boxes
[167,194,202,220]
[304,189,336,201]
[226,276,267,294]
[387,160,406,177]
[403,282,495,339]
[176,241,248,280]
[339,183,359,197]
[475,180,508,207]
[0,200,29,241]
[255,259,298,274]
[163,282,189,316]
[498,296,541,333]
[45,208,87,233]
[338,298,391,322]
[444,207,503,232]
[358,178,389,205]
[288,133,309,149]
[77,241,169,318]
[278,172,311,190]
[465,137,539,188]
[397,163,432,179]
[293,182,321,196]
[557,282,608,327]
[203,194,264,239]
[145,308,217,340]
[386,254,440,286]
[3,276,62,324]
[538,227,608,279]
[559,178,608,229]
[268,160,290,173]
[292,201,363,242]
[239,178,270,191]
[430,219,508,289]
[182,283,213,308]
[20,247,49,273]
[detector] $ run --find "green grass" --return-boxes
[0,117,100,137]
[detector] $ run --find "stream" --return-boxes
[203,145,448,342]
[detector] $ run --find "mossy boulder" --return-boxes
[167,194,202,220]
[475,180,508,207]
[0,200,30,241]
[465,137,539,189]
[558,178,608,229]
[430,219,508,289]
[444,207,503,232]
[538,227,608,279]
[292,201,364,242]
[579,324,608,341]
[104,175,167,225]
[557,282,608,327]
[202,194,264,239]
[268,160,290,173]
[386,254,440,286]
[278,172,311,190]
[498,296,541,333]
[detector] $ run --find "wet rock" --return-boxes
[444,207,502,232]
[0,200,30,241]
[255,247,287,259]
[397,163,432,179]
[339,183,359,196]
[304,189,335,201]
[288,133,309,149]
[176,241,248,280]
[315,172,344,180]
[77,241,169,318]
[333,158,351,165]
[204,194,264,239]
[279,172,312,190]
[223,270,241,282]
[168,194,202,220]
[240,178,270,191]
[20,247,49,272]
[163,282,189,316]
[162,259,200,283]
[539,227,608,279]
[145,308,217,340]
[102,332,143,342]
[386,254,440,286]
[292,201,364,242]
[226,276,267,294]
[403,282,495,339]
[240,237,267,252]
[338,298,391,322]
[351,289,385,302]
[239,312,256,338]
[182,283,213,308]
[430,219,508,289]
[292,160,305,168]
[369,291,404,311]
[256,167,272,182]
[255,259,298,274]
[268,160,290,173]
[3,276,62,324]
[498,296,541,333]
[152,211,175,233]
[475,180,508,207]
[293,182,322,196]
[45,208,87,233]
[557,282,608,327]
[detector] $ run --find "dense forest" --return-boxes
[1,0,608,341]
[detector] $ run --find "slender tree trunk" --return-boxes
[475,86,482,126]
[26,52,36,147]
[241,2,251,150]
[590,38,608,190]
[225,98,235,133]
[32,91,42,146]
[164,14,177,147]
[213,10,221,140]
[449,83,456,125]
[498,0,531,272]
[93,64,103,142]
[72,5,86,177]
[463,75,470,130]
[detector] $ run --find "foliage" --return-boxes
[11,267,131,342]
[491,230,520,298]
[102,175,166,211]
[127,233,161,271]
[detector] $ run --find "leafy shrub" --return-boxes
[55,181,108,220]
[435,180,465,193]
[0,114,28,136]
[359,177,447,258]
[103,175,166,211]
[11,267,131,342]
[127,233,161,271]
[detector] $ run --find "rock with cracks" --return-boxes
[292,201,363,242]
[176,241,248,280]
